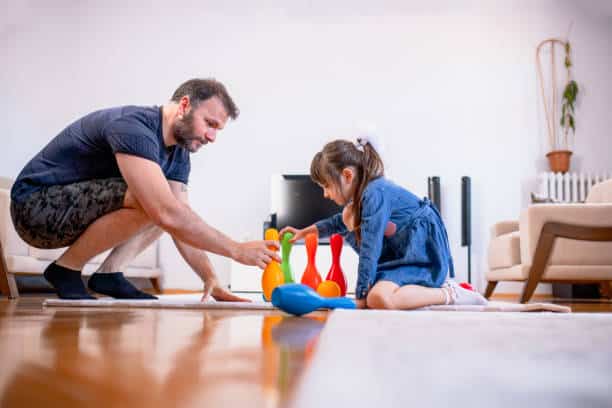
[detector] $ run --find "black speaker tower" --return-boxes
[461,176,472,283]
[427,176,441,216]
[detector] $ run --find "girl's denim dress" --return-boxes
[316,177,454,299]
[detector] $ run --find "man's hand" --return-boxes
[201,275,251,302]
[233,240,280,269]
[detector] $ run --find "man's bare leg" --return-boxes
[56,197,152,270]
[87,184,176,297]
[45,190,155,299]
[94,181,182,274]
[55,208,152,269]
[81,190,165,299]
[95,224,163,273]
[84,225,164,299]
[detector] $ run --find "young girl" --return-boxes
[280,137,487,310]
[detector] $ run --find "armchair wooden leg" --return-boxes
[521,226,555,303]
[150,277,162,294]
[0,242,19,299]
[0,265,10,298]
[5,273,19,299]
[484,281,498,299]
[522,223,612,303]
[599,282,612,299]
[520,280,539,303]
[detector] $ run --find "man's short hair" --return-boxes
[171,78,239,120]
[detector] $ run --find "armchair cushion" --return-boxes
[488,231,520,269]
[28,245,157,269]
[5,254,160,278]
[486,264,530,281]
[586,179,612,203]
[519,204,612,266]
[490,220,519,238]
[0,189,28,257]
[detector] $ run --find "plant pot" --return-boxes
[546,150,572,173]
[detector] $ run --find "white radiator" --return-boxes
[538,172,612,203]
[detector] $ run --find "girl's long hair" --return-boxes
[310,140,384,243]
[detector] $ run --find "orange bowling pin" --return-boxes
[325,233,347,296]
[261,228,283,301]
[301,233,322,290]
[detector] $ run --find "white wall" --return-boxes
[1,0,611,292]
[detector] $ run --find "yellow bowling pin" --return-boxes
[262,228,284,301]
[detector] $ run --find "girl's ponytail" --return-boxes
[351,141,384,242]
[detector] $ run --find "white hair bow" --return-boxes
[355,123,381,154]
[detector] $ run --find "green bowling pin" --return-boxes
[281,232,295,283]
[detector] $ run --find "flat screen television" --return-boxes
[269,175,342,242]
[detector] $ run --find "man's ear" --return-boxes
[179,96,191,117]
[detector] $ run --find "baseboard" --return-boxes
[490,293,553,301]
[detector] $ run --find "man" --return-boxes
[10,78,279,300]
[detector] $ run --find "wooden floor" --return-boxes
[0,294,610,408]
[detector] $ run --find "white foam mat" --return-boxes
[43,296,276,310]
[421,301,571,313]
[42,296,570,313]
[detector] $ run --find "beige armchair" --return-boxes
[0,177,162,298]
[486,179,612,303]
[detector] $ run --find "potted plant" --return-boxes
[536,38,579,173]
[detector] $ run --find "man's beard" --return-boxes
[173,111,205,153]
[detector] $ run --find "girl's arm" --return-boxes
[281,212,347,243]
[314,212,347,238]
[355,189,390,299]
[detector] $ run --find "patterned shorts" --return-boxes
[10,178,127,249]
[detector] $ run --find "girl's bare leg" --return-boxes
[367,281,447,310]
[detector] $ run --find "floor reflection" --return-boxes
[262,315,326,406]
[0,301,327,408]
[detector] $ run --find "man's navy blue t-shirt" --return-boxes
[11,106,190,203]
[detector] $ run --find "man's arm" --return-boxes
[168,181,248,301]
[168,180,216,282]
[115,153,279,268]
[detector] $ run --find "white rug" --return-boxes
[291,309,612,408]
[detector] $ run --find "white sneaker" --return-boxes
[443,281,488,306]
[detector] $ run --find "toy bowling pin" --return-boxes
[326,233,347,296]
[317,280,341,298]
[261,228,284,301]
[301,233,322,290]
[281,232,295,284]
[271,283,356,316]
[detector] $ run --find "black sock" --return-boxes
[44,262,96,300]
[88,272,158,299]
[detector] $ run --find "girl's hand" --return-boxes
[355,298,367,309]
[279,225,318,244]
